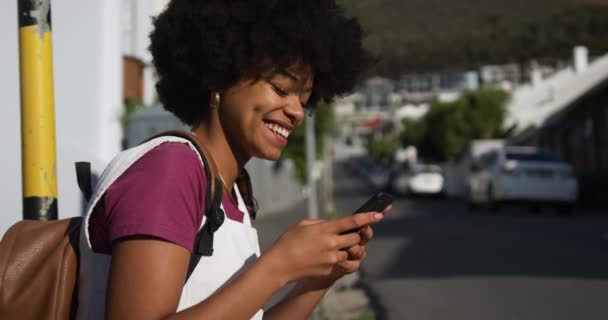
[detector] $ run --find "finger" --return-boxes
[329,212,383,234]
[334,232,362,250]
[347,245,365,260]
[335,250,349,263]
[382,204,393,214]
[337,260,361,274]
[358,225,373,245]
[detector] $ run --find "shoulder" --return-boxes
[142,141,202,165]
[100,141,209,251]
[106,140,209,206]
[129,141,206,179]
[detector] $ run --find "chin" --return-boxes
[255,149,282,161]
[263,152,282,161]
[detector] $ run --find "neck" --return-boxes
[191,114,249,191]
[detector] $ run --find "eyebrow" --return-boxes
[278,70,313,93]
[280,70,300,82]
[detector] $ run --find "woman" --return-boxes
[77,1,389,319]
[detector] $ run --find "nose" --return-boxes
[284,94,305,126]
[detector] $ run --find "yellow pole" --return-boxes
[18,0,58,220]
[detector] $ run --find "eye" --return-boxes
[268,81,288,97]
[301,93,313,110]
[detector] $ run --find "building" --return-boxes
[507,46,608,209]
[535,79,608,208]
[362,77,395,109]
[121,0,170,105]
[397,71,479,104]
[479,63,522,89]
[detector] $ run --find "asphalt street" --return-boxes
[333,162,608,320]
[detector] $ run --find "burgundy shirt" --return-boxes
[88,142,245,254]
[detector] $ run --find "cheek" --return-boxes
[252,104,263,115]
[257,84,285,108]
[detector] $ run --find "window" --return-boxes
[506,150,561,162]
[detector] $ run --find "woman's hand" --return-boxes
[265,206,391,286]
[320,204,392,284]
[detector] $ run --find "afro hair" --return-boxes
[149,0,370,126]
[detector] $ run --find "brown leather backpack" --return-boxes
[0,130,257,320]
[0,218,82,320]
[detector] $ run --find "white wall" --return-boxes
[122,0,168,105]
[122,0,160,61]
[0,0,22,236]
[0,1,123,235]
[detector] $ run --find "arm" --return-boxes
[264,207,388,320]
[106,212,383,320]
[263,231,374,320]
[107,236,286,320]
[262,277,333,320]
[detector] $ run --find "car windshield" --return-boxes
[506,150,561,162]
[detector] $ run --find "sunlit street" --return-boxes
[334,161,608,320]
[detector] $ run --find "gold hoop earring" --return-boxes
[210,92,221,110]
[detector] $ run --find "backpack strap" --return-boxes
[143,130,225,283]
[75,162,93,202]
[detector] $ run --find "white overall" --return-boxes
[76,136,264,320]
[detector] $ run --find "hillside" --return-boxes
[338,0,608,75]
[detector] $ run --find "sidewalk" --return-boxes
[254,201,376,320]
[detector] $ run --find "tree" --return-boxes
[400,118,427,147]
[367,134,400,166]
[280,100,336,183]
[402,89,509,161]
[338,0,608,74]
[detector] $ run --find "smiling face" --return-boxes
[218,64,313,162]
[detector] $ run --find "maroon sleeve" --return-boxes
[102,142,207,252]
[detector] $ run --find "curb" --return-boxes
[318,272,378,320]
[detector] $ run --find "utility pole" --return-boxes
[305,110,321,319]
[18,0,59,220]
[305,111,318,220]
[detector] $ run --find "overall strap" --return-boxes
[235,168,258,221]
[143,130,225,283]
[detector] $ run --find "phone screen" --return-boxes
[342,192,392,234]
[353,192,393,215]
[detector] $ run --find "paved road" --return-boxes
[333,162,608,320]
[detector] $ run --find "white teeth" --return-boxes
[264,122,290,139]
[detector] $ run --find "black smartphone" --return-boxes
[352,192,393,215]
[343,192,393,234]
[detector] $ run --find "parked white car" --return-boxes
[391,164,445,196]
[466,146,578,212]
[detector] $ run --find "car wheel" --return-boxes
[558,204,575,216]
[487,185,500,211]
[467,201,480,211]
[466,190,478,211]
